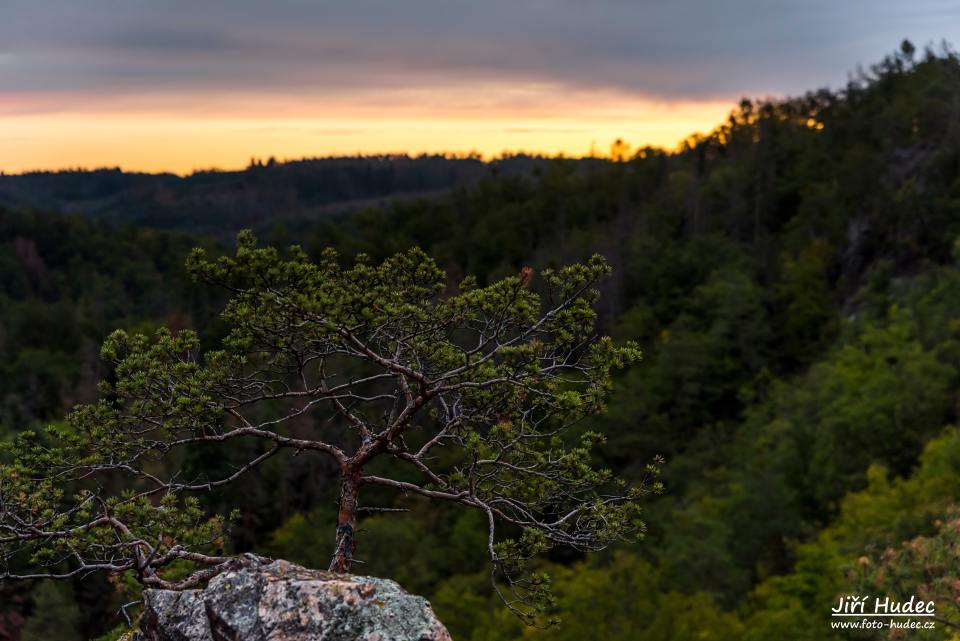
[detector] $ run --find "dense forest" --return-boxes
[3,42,960,640]
[0,155,566,238]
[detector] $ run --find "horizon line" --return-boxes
[0,144,681,179]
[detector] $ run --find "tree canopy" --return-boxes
[0,233,658,625]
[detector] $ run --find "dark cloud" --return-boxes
[2,0,957,102]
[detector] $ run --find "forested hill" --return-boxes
[0,154,570,237]
[4,43,960,641]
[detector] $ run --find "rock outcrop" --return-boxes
[133,559,452,641]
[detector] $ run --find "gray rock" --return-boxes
[134,559,452,641]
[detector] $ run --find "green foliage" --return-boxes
[802,315,953,505]
[775,239,837,364]
[90,626,134,641]
[21,581,83,641]
[858,510,960,635]
[741,427,960,640]
[266,499,489,597]
[432,553,744,641]
[2,233,652,628]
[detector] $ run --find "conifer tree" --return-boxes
[0,232,659,622]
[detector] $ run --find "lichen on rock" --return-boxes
[134,559,452,641]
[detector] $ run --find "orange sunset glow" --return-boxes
[1,88,733,174]
[1,1,951,175]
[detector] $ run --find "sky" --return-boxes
[1,1,958,174]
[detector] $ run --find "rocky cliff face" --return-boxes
[133,559,452,641]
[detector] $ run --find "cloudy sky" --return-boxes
[1,0,957,173]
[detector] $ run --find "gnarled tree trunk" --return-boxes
[329,470,360,573]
